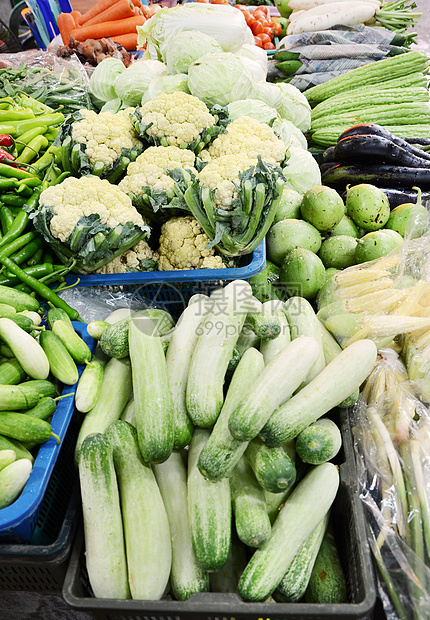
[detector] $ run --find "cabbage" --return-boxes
[137,4,252,61]
[164,31,222,74]
[89,58,125,109]
[226,99,278,125]
[283,147,321,195]
[272,118,308,151]
[114,59,167,107]
[275,83,312,133]
[253,81,284,111]
[141,74,190,104]
[187,52,254,108]
[236,44,268,79]
[238,57,266,83]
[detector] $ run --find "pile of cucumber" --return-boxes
[0,285,92,511]
[77,280,378,604]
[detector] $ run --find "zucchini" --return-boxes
[0,411,60,445]
[165,296,211,450]
[0,285,39,312]
[0,458,32,509]
[153,450,210,600]
[230,456,271,548]
[74,359,104,414]
[237,462,339,602]
[78,433,130,599]
[275,511,329,602]
[0,449,16,471]
[106,421,172,600]
[188,428,232,571]
[304,526,348,604]
[259,302,291,366]
[75,357,133,463]
[260,339,378,447]
[245,439,296,494]
[0,318,49,380]
[129,312,174,464]
[39,329,79,386]
[0,384,40,411]
[186,280,252,428]
[296,418,342,465]
[0,434,34,462]
[197,347,265,482]
[0,358,26,385]
[228,336,321,443]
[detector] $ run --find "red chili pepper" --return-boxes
[0,135,14,149]
[0,149,25,169]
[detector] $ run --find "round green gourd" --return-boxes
[345,183,390,231]
[267,219,322,266]
[318,235,357,270]
[354,229,403,264]
[300,185,345,232]
[273,188,303,224]
[385,188,429,238]
[279,247,326,300]
[328,215,358,238]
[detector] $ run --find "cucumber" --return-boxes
[0,411,60,445]
[75,357,133,463]
[260,339,378,446]
[230,456,271,548]
[259,302,291,366]
[153,450,210,600]
[283,296,326,386]
[0,435,34,462]
[244,298,282,341]
[197,347,265,482]
[74,359,104,414]
[186,280,253,428]
[227,325,260,379]
[0,358,26,385]
[20,379,58,398]
[304,526,348,603]
[245,439,296,494]
[237,462,339,602]
[0,303,17,317]
[106,421,172,600]
[228,336,321,443]
[129,312,174,464]
[209,532,248,593]
[275,511,329,602]
[0,384,40,411]
[296,418,342,465]
[165,296,211,450]
[87,320,110,340]
[78,433,130,599]
[120,398,135,425]
[0,458,32,509]
[8,314,36,333]
[0,285,40,312]
[39,330,79,386]
[265,486,294,525]
[25,396,57,420]
[188,428,232,571]
[48,309,91,365]
[0,449,16,471]
[0,318,49,380]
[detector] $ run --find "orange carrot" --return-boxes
[70,10,83,27]
[57,12,76,46]
[71,15,146,41]
[84,0,135,27]
[133,5,142,15]
[130,0,142,5]
[79,0,124,25]
[111,32,138,49]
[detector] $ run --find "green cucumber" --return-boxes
[129,312,174,464]
[260,339,378,446]
[78,433,130,599]
[0,358,26,385]
[228,336,321,443]
[227,325,260,379]
[87,320,110,340]
[295,418,342,465]
[245,439,296,494]
[0,384,40,411]
[48,309,91,365]
[237,462,339,602]
[0,458,32,509]
[106,421,172,600]
[25,396,58,420]
[197,347,265,482]
[0,435,34,462]
[188,428,232,571]
[153,450,210,600]
[209,532,248,593]
[20,379,58,398]
[259,302,291,365]
[39,329,79,386]
[0,318,49,380]
[244,298,282,341]
[275,511,329,602]
[230,456,271,548]
[120,398,135,425]
[0,449,16,471]
[304,526,348,603]
[74,359,104,414]
[0,411,60,445]
[0,303,17,317]
[265,486,294,525]
[8,314,36,333]
[0,285,39,312]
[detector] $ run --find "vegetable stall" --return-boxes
[0,0,429,618]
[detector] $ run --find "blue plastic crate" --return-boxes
[0,323,95,544]
[63,239,266,288]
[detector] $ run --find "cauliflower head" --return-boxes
[158,215,226,270]
[119,145,197,196]
[132,92,221,153]
[71,108,142,169]
[207,116,286,165]
[96,240,159,274]
[198,153,257,210]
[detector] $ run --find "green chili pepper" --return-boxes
[0,262,55,286]
[0,110,35,122]
[18,94,54,115]
[0,126,17,136]
[0,178,18,191]
[0,163,36,180]
[16,135,49,165]
[0,206,14,235]
[0,231,38,258]
[31,144,62,175]
[0,194,27,208]
[25,245,44,267]
[14,114,64,136]
[8,236,44,267]
[16,126,47,153]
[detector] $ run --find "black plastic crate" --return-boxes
[62,409,377,620]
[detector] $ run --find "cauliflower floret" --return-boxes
[138,92,215,148]
[119,146,197,195]
[198,153,257,210]
[158,215,226,270]
[42,176,146,242]
[96,240,159,274]
[71,108,142,168]
[207,116,286,165]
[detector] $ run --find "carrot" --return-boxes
[57,12,76,46]
[133,6,143,14]
[84,0,135,27]
[79,0,124,25]
[111,32,138,49]
[70,10,83,27]
[130,0,142,5]
[70,15,146,41]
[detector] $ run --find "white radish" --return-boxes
[287,3,376,35]
[288,0,381,10]
[288,9,307,22]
